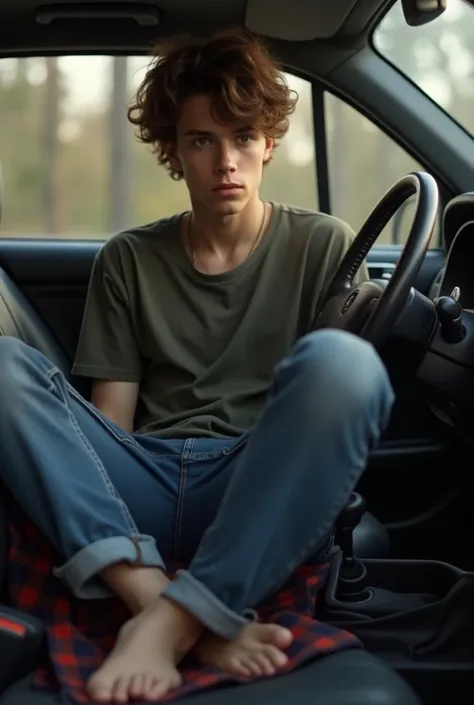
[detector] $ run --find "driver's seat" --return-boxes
[1,651,420,705]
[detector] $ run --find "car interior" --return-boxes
[0,0,473,703]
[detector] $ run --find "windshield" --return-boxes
[374,0,474,136]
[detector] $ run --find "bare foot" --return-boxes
[87,597,203,703]
[195,623,293,678]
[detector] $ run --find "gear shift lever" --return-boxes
[335,492,372,602]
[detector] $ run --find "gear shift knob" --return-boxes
[335,492,366,576]
[335,492,371,601]
[337,492,367,533]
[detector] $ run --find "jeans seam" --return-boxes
[66,381,161,464]
[46,367,138,535]
[174,438,193,559]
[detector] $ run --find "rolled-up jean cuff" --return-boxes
[163,570,253,639]
[53,534,165,599]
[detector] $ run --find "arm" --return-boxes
[72,238,143,430]
[304,214,369,332]
[91,380,139,433]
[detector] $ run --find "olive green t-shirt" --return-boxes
[72,203,367,438]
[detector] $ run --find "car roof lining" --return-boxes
[0,0,394,54]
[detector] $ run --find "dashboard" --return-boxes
[440,220,474,309]
[415,193,474,419]
[440,192,474,308]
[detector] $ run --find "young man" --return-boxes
[0,30,394,703]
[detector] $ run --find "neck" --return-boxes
[188,195,266,257]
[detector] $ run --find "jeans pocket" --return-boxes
[221,431,250,457]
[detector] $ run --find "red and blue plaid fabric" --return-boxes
[5,500,362,703]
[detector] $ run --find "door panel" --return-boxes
[0,242,446,288]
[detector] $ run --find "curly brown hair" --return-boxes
[127,29,298,179]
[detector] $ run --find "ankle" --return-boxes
[101,563,170,614]
[157,596,205,651]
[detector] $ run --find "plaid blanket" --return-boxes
[5,500,362,703]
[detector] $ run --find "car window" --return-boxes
[374,0,474,137]
[325,92,440,247]
[0,56,317,239]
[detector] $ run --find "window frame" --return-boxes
[305,78,447,248]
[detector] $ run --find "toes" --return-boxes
[263,643,289,668]
[145,680,169,700]
[171,670,183,689]
[129,674,147,699]
[263,625,293,648]
[228,656,252,677]
[88,670,182,703]
[254,654,276,676]
[87,676,114,703]
[241,658,264,677]
[146,671,182,701]
[112,676,130,703]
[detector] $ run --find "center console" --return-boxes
[318,494,474,705]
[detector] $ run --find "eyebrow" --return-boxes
[184,127,253,137]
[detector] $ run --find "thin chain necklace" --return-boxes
[187,202,267,273]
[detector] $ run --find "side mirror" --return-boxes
[401,0,447,26]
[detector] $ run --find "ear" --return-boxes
[263,137,274,164]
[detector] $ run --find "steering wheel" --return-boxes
[313,172,439,348]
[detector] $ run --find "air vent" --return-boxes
[36,3,161,27]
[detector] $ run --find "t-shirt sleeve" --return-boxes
[304,215,369,332]
[72,240,143,382]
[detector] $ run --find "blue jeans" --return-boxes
[0,330,394,639]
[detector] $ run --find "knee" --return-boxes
[294,329,382,376]
[282,329,394,418]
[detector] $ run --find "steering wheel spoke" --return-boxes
[314,280,386,335]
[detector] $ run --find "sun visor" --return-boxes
[245,0,359,40]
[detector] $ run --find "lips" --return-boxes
[213,183,243,191]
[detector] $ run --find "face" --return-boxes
[167,94,274,216]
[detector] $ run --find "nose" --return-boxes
[215,142,237,174]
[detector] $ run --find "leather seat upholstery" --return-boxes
[0,267,70,373]
[0,650,420,705]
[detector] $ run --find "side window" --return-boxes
[260,75,318,211]
[0,57,317,239]
[324,92,439,246]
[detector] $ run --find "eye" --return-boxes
[237,134,253,145]
[193,137,212,147]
